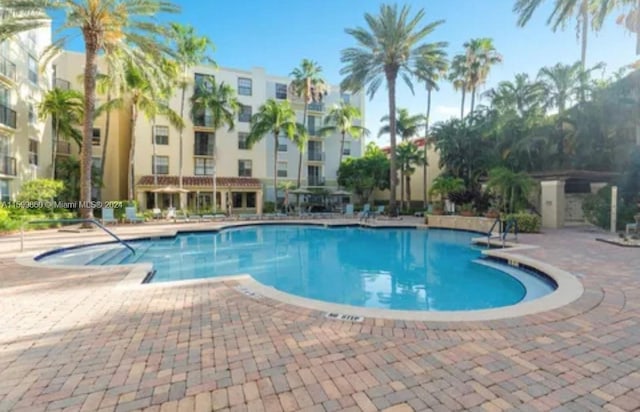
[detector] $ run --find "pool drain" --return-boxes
[324,312,364,322]
[234,286,262,299]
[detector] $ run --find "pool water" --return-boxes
[38,225,555,311]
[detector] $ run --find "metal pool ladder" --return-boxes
[486,217,519,248]
[20,218,136,255]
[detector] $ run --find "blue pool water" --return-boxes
[38,225,555,311]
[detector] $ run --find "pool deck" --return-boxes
[1,219,640,411]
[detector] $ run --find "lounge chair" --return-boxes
[344,204,355,218]
[175,210,190,223]
[101,208,118,225]
[359,204,371,221]
[626,214,640,235]
[125,206,143,224]
[371,205,385,219]
[152,208,162,219]
[165,207,176,220]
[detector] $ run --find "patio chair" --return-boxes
[165,207,176,220]
[626,214,640,235]
[101,208,118,225]
[125,206,143,224]
[174,209,190,223]
[371,205,385,219]
[359,203,371,221]
[152,208,162,220]
[344,203,355,218]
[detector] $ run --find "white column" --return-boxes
[256,190,263,215]
[540,180,565,229]
[611,186,618,233]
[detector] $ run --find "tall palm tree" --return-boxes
[486,166,534,213]
[190,77,239,213]
[593,0,640,55]
[289,59,328,188]
[37,88,84,178]
[319,102,369,166]
[378,108,426,141]
[0,0,179,220]
[483,73,546,117]
[396,140,424,211]
[464,38,502,113]
[246,100,298,203]
[449,54,470,119]
[341,4,444,215]
[169,23,214,203]
[514,0,593,67]
[414,46,448,207]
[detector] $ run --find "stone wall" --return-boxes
[426,215,496,233]
[565,193,588,224]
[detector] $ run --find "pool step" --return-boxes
[86,247,126,265]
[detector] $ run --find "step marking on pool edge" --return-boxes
[234,286,262,299]
[324,312,364,323]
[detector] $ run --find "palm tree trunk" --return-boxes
[274,132,279,205]
[423,87,431,208]
[470,87,476,114]
[581,0,588,68]
[386,71,398,215]
[152,117,158,207]
[406,174,411,211]
[178,77,187,208]
[100,88,112,198]
[80,40,98,221]
[297,101,308,188]
[400,170,405,211]
[51,119,59,179]
[338,131,345,166]
[128,105,138,202]
[460,88,466,119]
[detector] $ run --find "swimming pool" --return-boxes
[37,225,556,311]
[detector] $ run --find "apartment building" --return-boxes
[0,21,53,202]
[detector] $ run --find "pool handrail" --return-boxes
[20,218,136,256]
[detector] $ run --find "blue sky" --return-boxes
[59,0,638,145]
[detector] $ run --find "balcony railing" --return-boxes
[308,177,325,187]
[54,78,70,90]
[56,140,71,155]
[193,113,214,128]
[0,57,16,82]
[0,155,16,176]
[308,151,324,161]
[0,104,16,129]
[308,102,324,112]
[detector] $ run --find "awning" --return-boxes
[137,175,262,189]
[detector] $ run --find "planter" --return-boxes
[432,209,444,215]
[460,211,476,217]
[484,212,500,219]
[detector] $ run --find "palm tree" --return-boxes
[191,77,239,213]
[319,102,369,166]
[463,38,502,113]
[593,0,640,55]
[246,100,298,203]
[396,141,424,211]
[341,4,445,215]
[483,73,546,117]
[486,166,534,213]
[378,109,426,141]
[514,0,593,67]
[537,62,582,113]
[428,175,465,202]
[449,54,470,119]
[169,23,214,202]
[37,88,84,178]
[289,59,328,188]
[0,0,179,220]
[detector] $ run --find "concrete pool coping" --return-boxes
[15,221,584,322]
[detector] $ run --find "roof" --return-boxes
[380,137,429,153]
[137,175,262,188]
[527,170,619,182]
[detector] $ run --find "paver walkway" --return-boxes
[1,222,639,411]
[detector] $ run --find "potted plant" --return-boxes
[484,207,500,219]
[431,201,445,215]
[459,202,475,217]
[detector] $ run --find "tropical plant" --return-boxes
[449,54,471,119]
[396,140,424,210]
[169,23,215,195]
[378,108,426,140]
[17,179,64,206]
[246,100,299,201]
[55,156,102,206]
[428,175,465,199]
[463,38,502,113]
[0,0,180,221]
[319,102,368,166]
[341,3,445,215]
[337,143,390,203]
[486,166,534,213]
[483,73,545,117]
[289,59,328,188]
[37,88,83,178]
[278,180,296,210]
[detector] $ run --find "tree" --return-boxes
[483,73,546,117]
[396,140,424,210]
[55,156,103,206]
[337,143,390,203]
[37,88,83,178]
[378,108,425,140]
[486,166,534,213]
[0,0,179,220]
[414,45,449,206]
[463,38,502,113]
[428,175,465,200]
[289,59,328,188]
[17,179,64,205]
[169,23,215,203]
[247,100,299,202]
[449,54,470,119]
[190,76,240,213]
[341,4,445,215]
[593,0,640,55]
[319,102,368,166]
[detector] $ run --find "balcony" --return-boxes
[308,177,325,187]
[0,57,16,83]
[193,112,214,128]
[308,102,324,112]
[0,155,16,176]
[56,140,71,155]
[54,78,70,90]
[308,151,324,162]
[0,104,16,129]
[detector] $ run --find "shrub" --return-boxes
[583,186,637,231]
[17,179,64,205]
[263,201,276,213]
[504,212,541,233]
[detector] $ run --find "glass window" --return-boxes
[277,161,287,177]
[307,115,318,135]
[153,155,169,174]
[238,159,252,177]
[153,126,169,145]
[232,192,243,208]
[341,93,351,104]
[275,83,287,99]
[246,192,256,208]
[92,128,100,145]
[239,105,252,122]
[238,77,252,96]
[342,141,351,156]
[278,142,287,152]
[28,55,37,83]
[28,139,38,165]
[92,157,101,172]
[27,32,36,50]
[194,131,214,156]
[194,73,214,92]
[0,179,9,202]
[28,103,35,124]
[238,132,249,150]
[194,157,214,175]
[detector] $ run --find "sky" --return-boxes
[58,0,638,146]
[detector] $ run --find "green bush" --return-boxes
[504,212,541,233]
[17,179,64,204]
[263,201,276,213]
[583,186,637,231]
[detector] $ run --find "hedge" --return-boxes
[503,212,541,233]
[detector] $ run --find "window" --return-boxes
[194,157,214,175]
[194,73,214,92]
[28,103,35,124]
[92,128,101,145]
[238,159,252,177]
[275,83,287,99]
[342,141,351,156]
[153,155,169,174]
[232,192,243,208]
[278,142,287,152]
[92,157,101,172]
[238,132,249,150]
[27,55,37,83]
[153,125,169,145]
[277,161,287,177]
[194,131,214,156]
[239,105,252,122]
[0,179,9,202]
[27,32,36,50]
[246,192,256,208]
[341,93,351,104]
[307,115,318,135]
[28,139,38,166]
[238,77,252,96]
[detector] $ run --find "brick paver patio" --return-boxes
[1,222,639,411]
